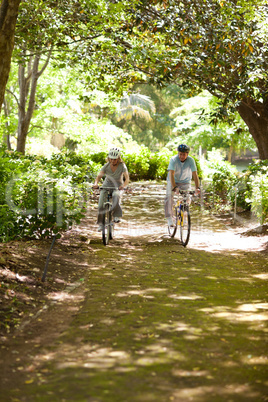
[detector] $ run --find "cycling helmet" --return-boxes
[178,144,190,153]
[108,147,121,159]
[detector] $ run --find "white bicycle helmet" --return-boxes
[108,147,121,159]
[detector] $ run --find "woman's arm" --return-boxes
[92,171,104,189]
[119,171,129,190]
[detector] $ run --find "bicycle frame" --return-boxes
[100,187,118,245]
[168,190,195,247]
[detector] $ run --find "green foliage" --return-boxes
[113,84,182,151]
[168,91,256,158]
[14,0,142,97]
[129,0,268,159]
[0,148,99,242]
[134,0,267,104]
[89,146,202,182]
[147,148,173,180]
[89,152,107,166]
[242,160,268,224]
[202,150,237,207]
[201,152,268,222]
[122,147,151,180]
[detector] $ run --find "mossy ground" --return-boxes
[0,183,267,401]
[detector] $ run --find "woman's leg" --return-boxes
[111,189,123,218]
[97,190,106,225]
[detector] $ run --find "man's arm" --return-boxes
[169,170,177,190]
[192,171,200,194]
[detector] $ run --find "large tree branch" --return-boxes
[5,88,20,107]
[37,46,53,77]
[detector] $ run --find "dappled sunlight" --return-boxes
[46,291,84,302]
[169,293,203,300]
[53,345,133,371]
[114,212,268,253]
[240,355,267,365]
[0,267,34,284]
[116,287,167,298]
[171,383,260,401]
[156,321,203,336]
[117,183,268,252]
[38,339,186,372]
[252,273,268,280]
[199,303,268,324]
[236,303,268,312]
[2,183,267,401]
[212,311,268,322]
[0,267,17,280]
[172,368,211,378]
[190,230,268,253]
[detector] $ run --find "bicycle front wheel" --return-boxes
[168,207,178,238]
[102,205,111,245]
[179,205,191,247]
[109,211,114,240]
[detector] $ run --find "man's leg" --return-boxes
[165,182,174,225]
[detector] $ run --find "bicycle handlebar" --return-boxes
[99,186,119,191]
[178,190,196,195]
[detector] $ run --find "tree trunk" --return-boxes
[16,49,52,154]
[3,96,11,149]
[237,99,268,160]
[0,0,21,114]
[17,55,39,153]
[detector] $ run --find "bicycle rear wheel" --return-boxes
[168,207,178,238]
[179,205,191,247]
[102,205,111,245]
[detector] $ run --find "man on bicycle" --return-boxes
[165,144,200,227]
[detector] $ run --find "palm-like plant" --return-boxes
[115,93,155,122]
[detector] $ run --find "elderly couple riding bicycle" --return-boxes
[92,144,200,245]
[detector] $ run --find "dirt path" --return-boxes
[0,183,267,401]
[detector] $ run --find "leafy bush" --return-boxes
[0,147,99,242]
[201,149,237,209]
[147,148,173,180]
[243,160,268,224]
[122,146,151,180]
[88,147,203,182]
[88,151,107,166]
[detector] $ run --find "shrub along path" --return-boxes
[0,182,267,401]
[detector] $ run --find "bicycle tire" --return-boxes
[109,211,114,240]
[102,205,110,245]
[168,206,178,238]
[180,205,191,247]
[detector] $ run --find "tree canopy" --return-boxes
[1,0,268,157]
[129,0,268,158]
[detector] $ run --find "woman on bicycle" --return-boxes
[92,147,129,231]
[165,144,200,227]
